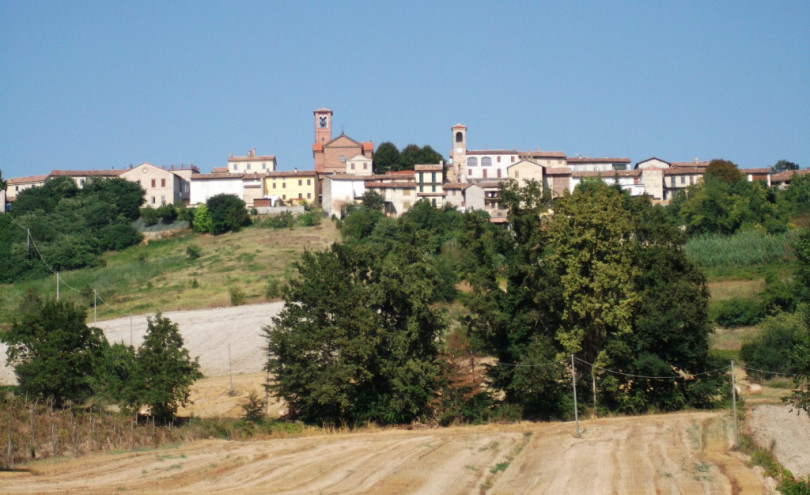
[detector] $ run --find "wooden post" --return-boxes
[731,360,739,448]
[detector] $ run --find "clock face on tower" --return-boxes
[319,116,328,128]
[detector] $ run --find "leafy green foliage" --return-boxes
[772,160,800,174]
[241,392,266,423]
[265,240,445,426]
[0,297,108,406]
[787,229,810,414]
[192,203,212,233]
[0,176,145,282]
[741,313,808,380]
[372,142,444,173]
[207,194,251,235]
[92,342,139,410]
[185,244,202,260]
[673,176,786,235]
[134,313,203,422]
[261,211,295,229]
[705,159,743,183]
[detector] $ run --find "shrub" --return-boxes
[297,211,322,227]
[264,278,284,300]
[229,287,246,306]
[140,207,159,226]
[207,194,251,235]
[241,392,265,423]
[711,297,763,327]
[263,211,294,229]
[741,313,808,380]
[186,245,202,260]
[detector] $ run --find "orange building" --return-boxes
[312,108,373,174]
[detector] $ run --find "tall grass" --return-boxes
[684,231,794,268]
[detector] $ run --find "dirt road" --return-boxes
[0,411,771,495]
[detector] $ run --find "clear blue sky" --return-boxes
[1,1,808,179]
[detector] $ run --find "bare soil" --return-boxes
[0,411,774,494]
[746,404,810,479]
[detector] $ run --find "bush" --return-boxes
[186,245,202,260]
[241,392,266,423]
[264,278,284,300]
[741,313,808,380]
[207,194,251,235]
[263,211,295,229]
[229,287,246,306]
[712,297,764,327]
[140,207,159,226]
[98,223,143,251]
[297,211,322,227]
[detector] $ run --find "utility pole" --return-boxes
[731,360,739,448]
[572,354,580,438]
[56,272,60,301]
[228,343,234,396]
[93,289,97,325]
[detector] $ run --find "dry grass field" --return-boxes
[0,410,776,495]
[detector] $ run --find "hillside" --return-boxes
[0,219,340,328]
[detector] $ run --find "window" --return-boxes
[298,193,302,199]
[161,196,165,204]
[262,163,266,170]
[363,163,368,170]
[483,169,487,179]
[351,163,355,170]
[282,182,286,188]
[298,179,302,186]
[161,178,166,187]
[680,176,685,184]
[307,179,311,185]
[455,131,463,143]
[283,194,286,199]
[419,185,424,192]
[307,193,311,199]
[467,157,478,167]
[247,164,251,171]
[497,156,501,163]
[233,164,237,171]
[511,156,515,162]
[272,183,276,189]
[431,172,436,182]
[404,202,411,209]
[151,196,156,204]
[340,155,346,163]
[481,157,492,167]
[515,171,520,178]
[432,185,436,192]
[497,169,501,178]
[419,172,424,183]
[151,179,156,188]
[403,189,411,196]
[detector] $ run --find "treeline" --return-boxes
[1,296,201,423]
[265,182,734,426]
[0,175,255,283]
[0,176,144,283]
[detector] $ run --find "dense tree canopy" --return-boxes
[705,159,743,183]
[461,180,722,417]
[0,176,145,283]
[1,297,108,406]
[206,194,251,235]
[265,240,445,425]
[135,313,203,422]
[373,142,444,174]
[772,160,800,173]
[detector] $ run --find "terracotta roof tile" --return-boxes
[567,157,631,164]
[7,175,48,184]
[364,181,416,188]
[50,169,124,177]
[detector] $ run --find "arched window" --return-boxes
[455,131,463,143]
[481,157,492,167]
[467,157,478,167]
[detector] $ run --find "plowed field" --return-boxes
[0,411,771,495]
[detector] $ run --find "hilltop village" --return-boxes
[3,108,806,219]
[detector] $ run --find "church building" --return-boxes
[312,108,373,174]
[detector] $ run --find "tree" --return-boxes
[265,241,444,425]
[192,203,212,233]
[373,141,401,174]
[1,297,108,406]
[787,229,810,415]
[207,194,251,235]
[772,160,800,174]
[92,342,139,410]
[546,181,639,413]
[0,169,6,190]
[134,313,202,422]
[361,190,385,211]
[82,177,145,221]
[705,159,743,184]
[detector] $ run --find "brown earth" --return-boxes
[0,411,774,495]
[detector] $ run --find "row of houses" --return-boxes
[4,108,807,219]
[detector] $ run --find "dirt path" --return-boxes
[746,404,810,479]
[0,411,771,495]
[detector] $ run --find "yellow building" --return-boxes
[263,171,318,205]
